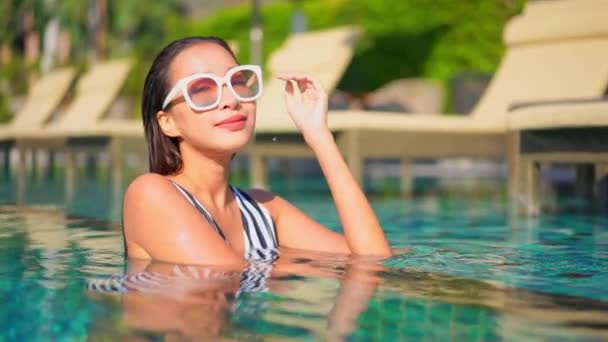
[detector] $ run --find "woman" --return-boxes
[123,36,392,266]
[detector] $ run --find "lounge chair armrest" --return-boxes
[507,98,608,131]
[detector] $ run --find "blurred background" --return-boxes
[0,0,525,123]
[3,2,608,340]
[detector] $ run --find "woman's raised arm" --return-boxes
[262,73,391,257]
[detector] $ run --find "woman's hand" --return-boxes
[278,73,331,146]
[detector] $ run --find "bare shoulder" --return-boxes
[122,173,184,233]
[125,173,174,199]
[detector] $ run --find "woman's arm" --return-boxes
[306,131,391,256]
[266,73,391,257]
[248,189,351,254]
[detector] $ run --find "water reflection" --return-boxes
[87,252,385,341]
[1,158,608,340]
[81,252,608,341]
[108,261,241,339]
[1,201,607,340]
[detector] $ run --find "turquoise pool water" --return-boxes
[1,168,607,341]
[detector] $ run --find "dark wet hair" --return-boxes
[142,36,238,175]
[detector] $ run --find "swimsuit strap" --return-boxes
[170,181,227,240]
[171,181,279,261]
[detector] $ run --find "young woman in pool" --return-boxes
[122,36,392,265]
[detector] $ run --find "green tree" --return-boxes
[0,0,51,122]
[51,0,89,60]
[108,0,184,56]
[108,0,185,117]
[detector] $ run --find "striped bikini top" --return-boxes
[172,182,280,262]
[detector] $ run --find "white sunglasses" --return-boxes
[162,64,263,111]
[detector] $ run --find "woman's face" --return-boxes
[161,43,256,155]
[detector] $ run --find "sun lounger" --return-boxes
[250,0,608,192]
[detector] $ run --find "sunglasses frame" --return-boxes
[162,64,263,111]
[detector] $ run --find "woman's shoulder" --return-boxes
[123,174,203,235]
[127,173,173,193]
[124,173,178,204]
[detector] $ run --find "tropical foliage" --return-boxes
[0,0,525,122]
[173,0,525,93]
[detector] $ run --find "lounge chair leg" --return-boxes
[110,139,125,220]
[595,163,608,213]
[30,148,39,179]
[35,150,48,181]
[2,147,9,180]
[251,153,268,189]
[16,147,25,174]
[595,163,608,182]
[16,147,26,205]
[65,151,76,205]
[507,132,521,211]
[522,159,541,216]
[400,158,413,198]
[86,153,98,179]
[342,130,364,186]
[575,164,594,200]
[46,151,55,180]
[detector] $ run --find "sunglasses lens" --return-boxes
[230,69,260,100]
[187,77,218,108]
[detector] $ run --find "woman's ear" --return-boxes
[157,110,180,137]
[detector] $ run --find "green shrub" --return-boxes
[1,58,30,95]
[0,93,10,123]
[0,57,37,123]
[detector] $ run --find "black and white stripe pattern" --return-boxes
[237,261,273,294]
[231,186,279,262]
[87,263,272,294]
[171,182,280,262]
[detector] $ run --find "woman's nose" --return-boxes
[219,84,239,109]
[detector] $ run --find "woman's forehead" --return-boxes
[169,43,238,82]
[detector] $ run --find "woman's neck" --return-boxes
[173,145,233,209]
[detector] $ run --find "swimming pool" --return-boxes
[1,169,607,341]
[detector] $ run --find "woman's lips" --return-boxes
[215,114,247,130]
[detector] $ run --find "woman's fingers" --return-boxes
[283,80,299,113]
[278,74,310,90]
[284,81,321,101]
[278,72,323,87]
[280,73,328,124]
[278,73,320,89]
[277,72,314,82]
[284,79,295,95]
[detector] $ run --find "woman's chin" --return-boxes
[211,134,252,154]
